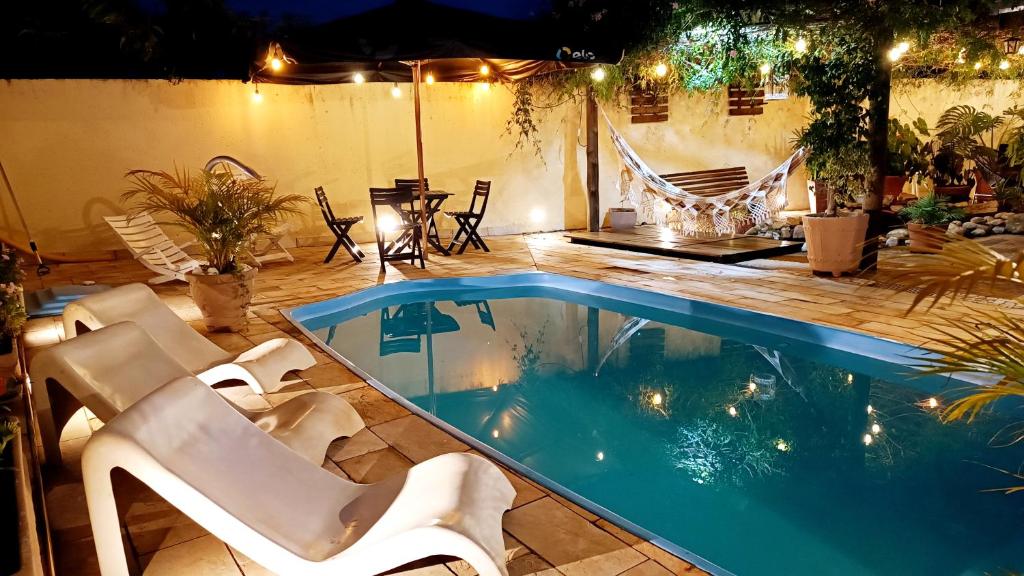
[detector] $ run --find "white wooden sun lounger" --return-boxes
[63,283,315,394]
[83,376,515,576]
[104,213,203,284]
[30,321,363,467]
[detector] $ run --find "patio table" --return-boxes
[389,191,453,256]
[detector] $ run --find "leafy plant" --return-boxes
[1000,105,1024,169]
[0,417,18,458]
[888,118,928,177]
[915,105,1002,189]
[899,193,965,226]
[123,168,307,274]
[0,246,26,345]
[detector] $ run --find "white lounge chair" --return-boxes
[30,321,363,467]
[63,283,315,394]
[104,213,203,284]
[83,376,515,576]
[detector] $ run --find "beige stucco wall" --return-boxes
[0,78,1018,254]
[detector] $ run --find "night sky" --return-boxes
[221,0,553,22]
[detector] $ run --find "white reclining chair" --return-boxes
[63,283,315,394]
[104,213,203,284]
[31,322,363,467]
[84,376,515,576]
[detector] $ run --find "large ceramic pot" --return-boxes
[608,207,637,230]
[187,266,256,332]
[907,222,946,253]
[884,175,906,199]
[802,212,870,277]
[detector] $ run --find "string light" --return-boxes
[727,405,738,417]
[491,385,498,392]
[866,404,874,414]
[251,85,263,104]
[391,83,402,98]
[863,433,874,446]
[425,72,435,85]
[759,62,771,74]
[479,82,491,92]
[651,392,663,406]
[794,37,808,54]
[775,440,790,452]
[871,423,882,434]
[654,62,668,77]
[491,429,500,438]
[927,397,939,409]
[748,381,758,392]
[270,57,283,72]
[956,49,966,64]
[1000,59,1011,70]
[596,451,605,461]
[847,373,854,384]
[591,67,606,81]
[897,41,910,53]
[887,47,903,62]
[479,64,490,76]
[974,61,983,70]
[353,72,365,84]
[529,207,545,223]
[1019,45,1024,56]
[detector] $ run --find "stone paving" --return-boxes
[23,233,1024,576]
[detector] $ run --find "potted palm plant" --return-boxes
[123,168,307,332]
[899,193,965,253]
[799,147,871,277]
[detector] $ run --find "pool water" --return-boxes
[289,274,1024,576]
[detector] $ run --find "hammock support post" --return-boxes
[586,87,600,232]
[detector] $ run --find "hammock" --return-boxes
[603,110,809,236]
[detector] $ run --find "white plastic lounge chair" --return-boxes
[83,376,515,576]
[104,213,203,284]
[63,283,315,394]
[30,321,363,467]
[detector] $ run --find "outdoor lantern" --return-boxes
[1005,36,1021,55]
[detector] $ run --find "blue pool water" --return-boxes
[288,273,1024,576]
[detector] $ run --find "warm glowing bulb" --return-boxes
[1018,46,1024,56]
[480,64,490,76]
[871,423,882,434]
[391,84,402,98]
[897,41,909,53]
[866,404,874,414]
[974,61,983,70]
[863,433,874,445]
[596,451,605,461]
[927,397,939,409]
[748,381,757,392]
[776,440,789,452]
[425,73,435,84]
[1000,59,1010,70]
[491,429,500,438]
[491,385,498,392]
[794,37,808,54]
[377,214,399,233]
[353,72,365,84]
[651,392,663,406]
[759,62,771,74]
[727,405,738,417]
[251,89,263,104]
[529,207,545,223]
[847,373,854,384]
[887,47,903,62]
[591,67,606,81]
[654,63,668,77]
[270,57,283,72]
[479,82,491,92]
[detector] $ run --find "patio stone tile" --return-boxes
[548,493,600,523]
[464,450,545,509]
[504,497,645,576]
[322,458,352,480]
[227,546,274,576]
[371,415,470,462]
[621,560,676,576]
[205,332,256,353]
[53,536,103,576]
[120,480,210,555]
[503,553,563,576]
[138,534,241,575]
[327,427,388,462]
[339,386,411,426]
[216,384,273,411]
[338,447,415,483]
[447,531,530,576]
[633,542,697,575]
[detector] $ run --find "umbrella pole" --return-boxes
[412,61,429,262]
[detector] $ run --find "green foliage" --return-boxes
[1000,105,1024,168]
[888,119,928,176]
[123,168,307,274]
[0,246,26,340]
[505,81,542,159]
[0,417,18,458]
[898,193,966,225]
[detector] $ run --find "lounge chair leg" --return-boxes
[82,457,132,576]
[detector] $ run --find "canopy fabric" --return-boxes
[254,0,622,84]
[603,110,808,236]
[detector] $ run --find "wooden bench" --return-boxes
[659,167,749,196]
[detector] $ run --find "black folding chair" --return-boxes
[314,186,364,264]
[394,178,430,193]
[370,187,424,272]
[445,180,491,254]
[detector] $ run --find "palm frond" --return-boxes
[885,234,1024,312]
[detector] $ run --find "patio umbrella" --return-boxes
[254,0,622,259]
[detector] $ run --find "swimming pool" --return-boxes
[286,273,1024,576]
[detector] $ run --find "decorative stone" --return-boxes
[801,242,808,252]
[745,227,759,235]
[947,224,965,236]
[962,222,979,231]
[1006,213,1024,234]
[988,218,1005,227]
[887,228,909,239]
[996,212,1015,220]
[884,237,900,247]
[792,225,805,240]
[992,226,1006,234]
[970,227,989,237]
[780,227,793,239]
[970,216,986,224]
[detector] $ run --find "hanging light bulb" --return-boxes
[651,392,663,406]
[871,423,882,435]
[353,72,366,84]
[887,47,903,62]
[974,61,983,70]
[270,57,283,72]
[1000,59,1011,70]
[425,72,435,85]
[775,440,790,452]
[727,405,738,417]
[391,83,402,98]
[479,81,491,92]
[956,49,966,64]
[654,62,668,77]
[591,67,606,81]
[863,433,874,446]
[759,62,771,75]
[251,85,263,103]
[1018,45,1024,56]
[927,397,939,409]
[479,64,490,76]
[866,404,874,414]
[897,41,910,53]
[794,37,808,54]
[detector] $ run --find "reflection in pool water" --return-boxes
[300,288,1024,576]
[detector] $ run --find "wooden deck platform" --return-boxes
[566,225,804,264]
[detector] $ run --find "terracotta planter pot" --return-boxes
[907,222,946,253]
[187,266,256,332]
[933,185,972,202]
[608,208,637,230]
[802,213,869,277]
[884,175,906,199]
